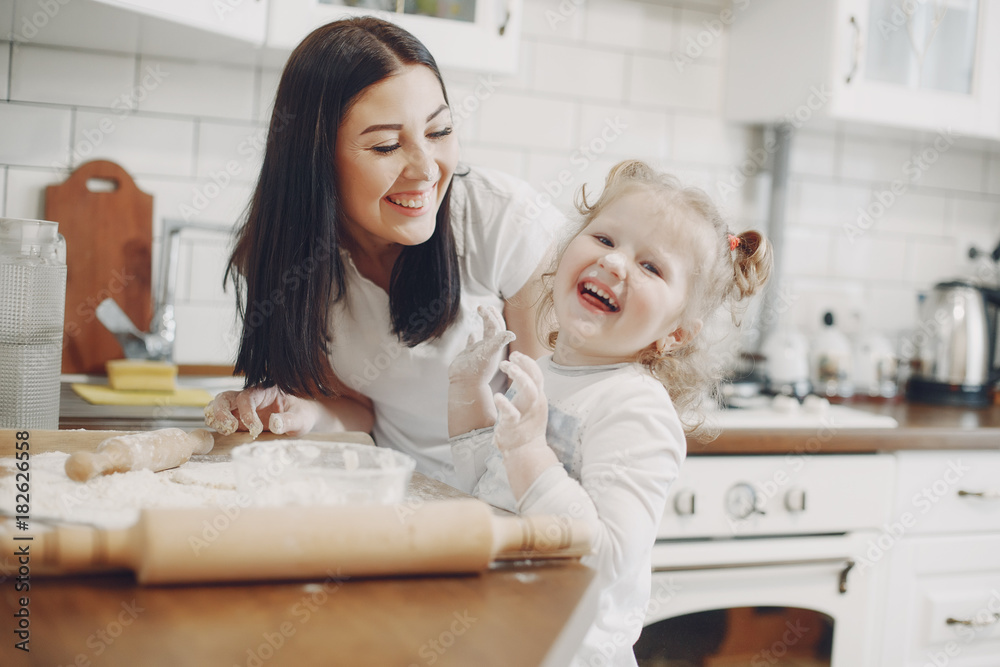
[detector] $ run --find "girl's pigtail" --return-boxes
[730,230,773,302]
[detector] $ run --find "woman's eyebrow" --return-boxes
[360,104,450,135]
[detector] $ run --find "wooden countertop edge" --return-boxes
[693,427,1000,455]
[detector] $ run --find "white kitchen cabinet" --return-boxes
[878,451,1000,666]
[267,0,522,73]
[89,0,269,44]
[726,0,1000,138]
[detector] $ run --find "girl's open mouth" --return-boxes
[578,281,620,313]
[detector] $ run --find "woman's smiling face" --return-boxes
[334,64,459,253]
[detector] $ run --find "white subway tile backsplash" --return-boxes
[461,148,525,180]
[906,237,959,286]
[789,131,837,178]
[522,0,587,41]
[832,233,907,283]
[187,236,232,304]
[0,102,70,168]
[671,114,742,166]
[196,121,265,182]
[4,166,68,219]
[788,180,870,228]
[839,136,915,184]
[987,154,1000,196]
[583,0,660,52]
[866,285,920,336]
[11,0,139,53]
[787,277,866,336]
[675,7,728,62]
[875,190,948,237]
[916,148,986,193]
[477,92,575,151]
[782,227,833,278]
[0,43,9,101]
[257,67,281,123]
[0,7,13,42]
[73,111,194,177]
[629,55,722,112]
[531,42,625,102]
[137,57,255,121]
[578,104,669,162]
[10,44,134,108]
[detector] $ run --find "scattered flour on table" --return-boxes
[0,452,241,530]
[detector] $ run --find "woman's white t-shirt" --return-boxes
[326,166,564,484]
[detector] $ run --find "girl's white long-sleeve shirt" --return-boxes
[451,356,686,667]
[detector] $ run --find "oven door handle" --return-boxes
[653,557,856,594]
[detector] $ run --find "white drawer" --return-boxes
[881,534,1000,667]
[892,451,1000,535]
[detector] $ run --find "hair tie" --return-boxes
[728,233,740,251]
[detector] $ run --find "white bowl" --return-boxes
[230,441,415,506]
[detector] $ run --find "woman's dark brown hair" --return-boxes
[227,17,462,397]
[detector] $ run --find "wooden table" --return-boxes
[0,430,598,667]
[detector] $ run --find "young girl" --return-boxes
[447,160,772,667]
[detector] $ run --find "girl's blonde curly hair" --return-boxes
[536,160,773,441]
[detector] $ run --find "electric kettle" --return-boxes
[906,281,1000,406]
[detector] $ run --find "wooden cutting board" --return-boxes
[45,160,154,375]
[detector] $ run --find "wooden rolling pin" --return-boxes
[9,500,591,584]
[64,428,215,481]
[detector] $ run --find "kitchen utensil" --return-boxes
[853,331,898,398]
[231,440,416,506]
[907,280,1000,406]
[810,311,853,398]
[0,218,67,429]
[761,323,811,398]
[44,160,153,374]
[8,499,591,583]
[64,428,215,481]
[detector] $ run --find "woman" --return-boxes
[204,18,562,484]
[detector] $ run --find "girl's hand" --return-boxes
[204,386,322,439]
[492,351,549,454]
[448,305,516,387]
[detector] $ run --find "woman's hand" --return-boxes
[204,386,322,439]
[448,305,516,386]
[447,305,516,437]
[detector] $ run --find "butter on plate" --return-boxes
[106,359,179,392]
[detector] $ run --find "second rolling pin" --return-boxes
[64,428,215,482]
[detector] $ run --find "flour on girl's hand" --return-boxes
[0,452,240,530]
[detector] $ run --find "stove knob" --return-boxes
[725,483,764,520]
[673,489,696,516]
[785,487,807,512]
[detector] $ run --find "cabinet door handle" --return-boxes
[947,613,1000,627]
[846,16,862,84]
[958,489,1000,500]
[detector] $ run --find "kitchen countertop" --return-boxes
[694,399,1000,455]
[0,429,598,667]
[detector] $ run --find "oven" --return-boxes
[635,450,897,667]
